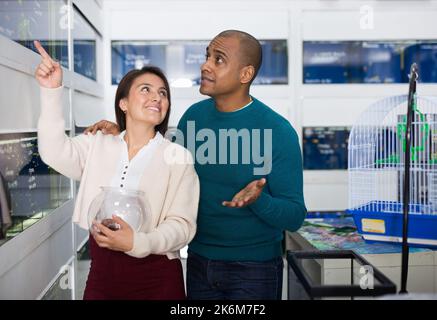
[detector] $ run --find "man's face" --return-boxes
[199,36,243,98]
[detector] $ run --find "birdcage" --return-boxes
[347,94,437,248]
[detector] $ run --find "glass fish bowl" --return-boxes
[88,187,150,233]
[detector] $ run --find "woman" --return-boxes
[34,40,199,300]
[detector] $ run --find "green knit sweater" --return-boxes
[177,97,306,261]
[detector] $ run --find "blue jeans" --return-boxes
[186,250,283,300]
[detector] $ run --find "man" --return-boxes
[86,30,306,300]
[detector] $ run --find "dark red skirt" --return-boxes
[83,236,186,300]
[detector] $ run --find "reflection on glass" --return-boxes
[255,40,288,85]
[303,42,349,84]
[303,40,437,84]
[182,43,207,86]
[303,127,350,170]
[0,0,69,68]
[0,133,71,245]
[73,6,97,81]
[404,43,437,83]
[360,42,402,83]
[111,40,289,86]
[111,41,167,85]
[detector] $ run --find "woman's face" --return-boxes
[120,73,169,127]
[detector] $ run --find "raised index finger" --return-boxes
[34,40,51,59]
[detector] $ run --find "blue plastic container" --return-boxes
[347,201,437,248]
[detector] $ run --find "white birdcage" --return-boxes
[347,94,437,247]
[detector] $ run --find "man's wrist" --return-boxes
[248,192,270,213]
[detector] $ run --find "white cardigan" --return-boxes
[37,86,199,259]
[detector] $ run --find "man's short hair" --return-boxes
[216,30,262,84]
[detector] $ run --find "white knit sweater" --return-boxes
[37,86,199,259]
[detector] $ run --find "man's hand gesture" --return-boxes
[222,178,266,208]
[84,120,121,135]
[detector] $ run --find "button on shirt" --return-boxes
[110,131,164,190]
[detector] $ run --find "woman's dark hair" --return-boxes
[114,66,171,136]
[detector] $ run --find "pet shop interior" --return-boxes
[1,0,437,300]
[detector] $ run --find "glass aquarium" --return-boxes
[0,133,71,245]
[303,126,350,170]
[111,39,288,86]
[303,40,437,84]
[0,0,70,68]
[72,5,99,81]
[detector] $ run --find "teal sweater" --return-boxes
[177,97,306,261]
